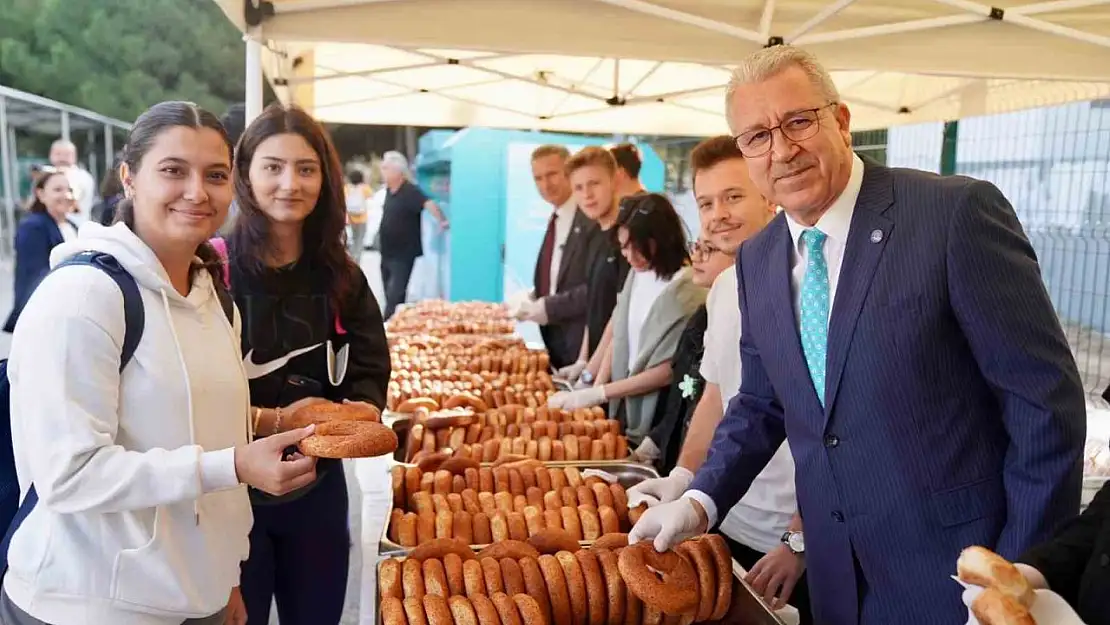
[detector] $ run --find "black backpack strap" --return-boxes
[0,252,145,578]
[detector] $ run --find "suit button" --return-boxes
[1100,553,1109,567]
[831,511,845,522]
[824,434,840,448]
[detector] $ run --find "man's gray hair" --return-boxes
[725,45,840,123]
[381,150,411,178]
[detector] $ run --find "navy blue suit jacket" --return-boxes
[3,212,67,333]
[688,160,1087,624]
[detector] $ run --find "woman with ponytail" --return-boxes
[2,101,319,625]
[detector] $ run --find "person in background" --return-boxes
[610,142,646,200]
[224,103,390,625]
[218,103,247,236]
[556,146,629,385]
[630,45,1086,625]
[377,150,449,319]
[627,136,809,620]
[345,169,372,259]
[93,157,124,226]
[48,139,96,224]
[3,169,77,333]
[549,193,705,446]
[514,144,601,369]
[3,100,317,625]
[634,233,731,473]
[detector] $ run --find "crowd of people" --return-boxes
[0,42,1105,625]
[518,46,1107,625]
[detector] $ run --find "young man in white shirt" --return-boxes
[627,136,811,621]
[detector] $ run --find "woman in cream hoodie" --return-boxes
[2,101,318,625]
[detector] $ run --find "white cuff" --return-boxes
[683,490,719,529]
[200,448,240,493]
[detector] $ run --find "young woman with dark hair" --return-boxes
[220,103,390,625]
[3,101,316,625]
[548,192,707,445]
[3,170,76,332]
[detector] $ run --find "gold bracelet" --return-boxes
[252,407,263,434]
[272,407,284,436]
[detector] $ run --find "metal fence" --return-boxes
[880,104,1110,407]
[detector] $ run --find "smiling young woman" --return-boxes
[221,104,391,625]
[2,101,319,625]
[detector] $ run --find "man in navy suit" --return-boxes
[628,45,1087,624]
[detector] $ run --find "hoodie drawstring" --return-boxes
[159,289,201,525]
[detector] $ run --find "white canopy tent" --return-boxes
[214,0,1110,135]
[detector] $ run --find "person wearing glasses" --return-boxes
[548,193,706,447]
[631,235,727,471]
[628,45,1085,625]
[628,136,810,621]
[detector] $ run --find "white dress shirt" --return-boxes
[685,153,866,545]
[697,266,797,553]
[783,153,865,321]
[626,269,675,366]
[548,198,577,295]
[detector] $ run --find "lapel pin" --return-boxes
[870,229,883,243]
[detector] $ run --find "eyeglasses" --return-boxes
[733,103,837,158]
[618,193,655,222]
[688,240,724,261]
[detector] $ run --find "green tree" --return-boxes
[0,0,251,120]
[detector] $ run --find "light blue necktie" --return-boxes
[799,229,830,406]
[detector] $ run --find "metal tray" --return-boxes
[386,413,645,467]
[379,461,660,554]
[374,551,786,625]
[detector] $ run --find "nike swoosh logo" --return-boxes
[243,343,322,379]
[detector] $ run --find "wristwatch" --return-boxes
[781,531,805,555]
[580,370,595,385]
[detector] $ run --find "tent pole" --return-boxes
[795,13,984,44]
[590,0,762,43]
[104,124,114,176]
[759,0,776,39]
[0,96,14,258]
[246,32,264,124]
[785,0,858,43]
[940,121,959,176]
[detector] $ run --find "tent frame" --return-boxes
[243,0,1110,50]
[0,85,131,257]
[239,0,1110,131]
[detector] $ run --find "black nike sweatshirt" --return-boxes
[227,244,391,504]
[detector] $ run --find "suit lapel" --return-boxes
[765,218,818,411]
[555,210,588,288]
[822,163,895,421]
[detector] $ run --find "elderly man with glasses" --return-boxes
[628,45,1086,625]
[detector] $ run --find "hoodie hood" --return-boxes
[51,222,215,309]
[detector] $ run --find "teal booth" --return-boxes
[409,128,665,304]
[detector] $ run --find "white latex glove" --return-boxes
[555,359,587,381]
[628,437,661,463]
[628,496,706,553]
[547,385,607,411]
[626,466,694,508]
[517,297,549,324]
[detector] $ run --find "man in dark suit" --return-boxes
[516,145,600,370]
[628,45,1087,624]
